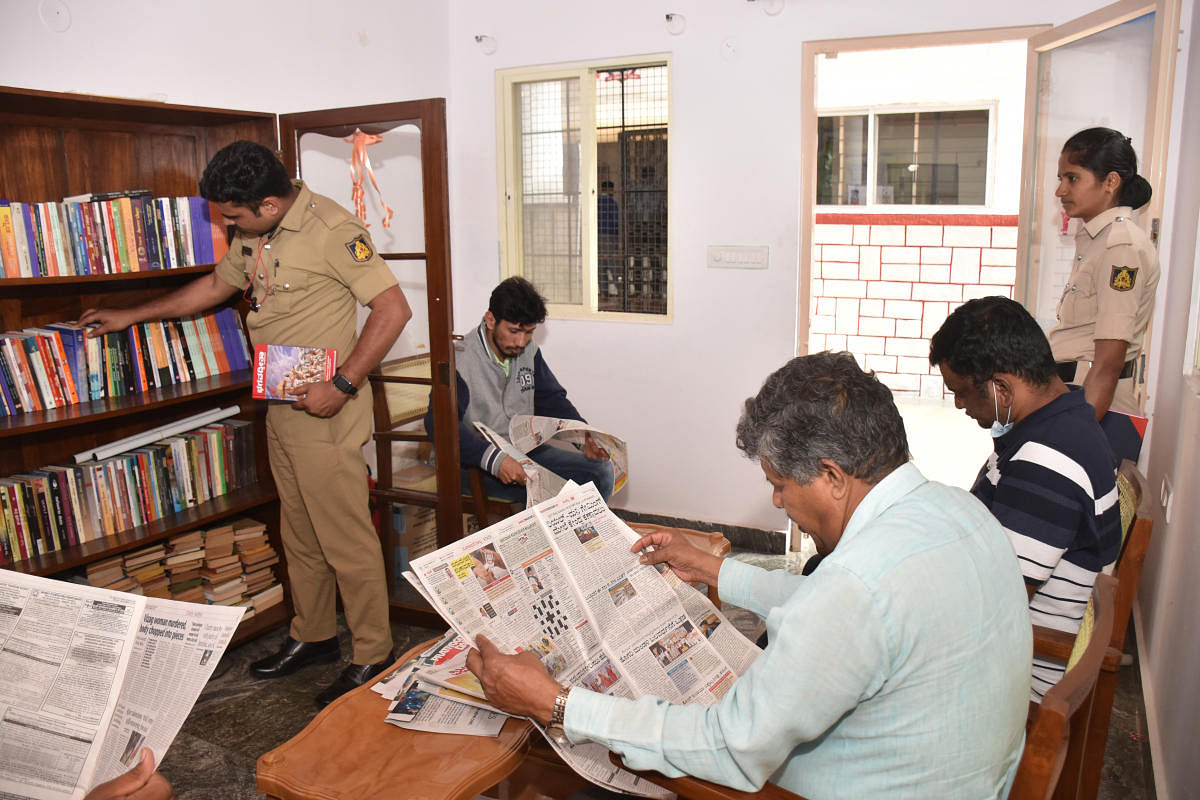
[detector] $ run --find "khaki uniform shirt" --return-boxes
[214,182,397,359]
[1048,205,1159,365]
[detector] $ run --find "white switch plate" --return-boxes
[1161,475,1173,524]
[708,245,769,269]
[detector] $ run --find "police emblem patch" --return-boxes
[1109,265,1137,292]
[345,235,373,262]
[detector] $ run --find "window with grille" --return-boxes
[817,108,991,206]
[499,60,670,317]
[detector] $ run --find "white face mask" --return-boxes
[990,380,1014,438]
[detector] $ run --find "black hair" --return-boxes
[929,296,1057,387]
[488,277,547,326]
[1062,127,1153,210]
[736,351,909,485]
[198,141,294,208]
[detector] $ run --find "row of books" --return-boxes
[0,307,251,416]
[0,418,257,565]
[0,192,231,279]
[84,519,283,616]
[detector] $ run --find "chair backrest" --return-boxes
[1011,573,1119,800]
[1111,459,1152,652]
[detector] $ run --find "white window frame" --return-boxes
[815,101,999,212]
[495,54,673,322]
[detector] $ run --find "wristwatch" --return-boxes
[331,373,357,396]
[546,684,572,746]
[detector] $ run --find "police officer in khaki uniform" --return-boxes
[1047,127,1159,419]
[82,141,412,707]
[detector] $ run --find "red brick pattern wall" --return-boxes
[810,213,1018,398]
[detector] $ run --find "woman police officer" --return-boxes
[1048,127,1159,419]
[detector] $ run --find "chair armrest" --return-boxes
[608,753,807,799]
[1032,625,1077,662]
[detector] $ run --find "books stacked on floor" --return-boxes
[123,543,170,598]
[0,306,252,416]
[0,193,230,280]
[85,554,141,594]
[201,522,247,607]
[165,529,206,602]
[0,417,258,564]
[234,519,281,611]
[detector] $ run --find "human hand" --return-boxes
[496,456,528,486]
[84,748,174,800]
[465,635,561,725]
[291,381,349,418]
[78,307,137,337]
[631,530,723,587]
[582,432,610,461]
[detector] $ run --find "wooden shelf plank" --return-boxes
[11,483,278,576]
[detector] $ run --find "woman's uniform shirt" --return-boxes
[1048,205,1159,414]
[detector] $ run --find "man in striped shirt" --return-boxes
[931,296,1121,700]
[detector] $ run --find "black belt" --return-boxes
[1056,360,1136,382]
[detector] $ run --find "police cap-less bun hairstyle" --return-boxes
[1062,127,1153,210]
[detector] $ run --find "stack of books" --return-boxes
[0,418,258,564]
[164,530,206,603]
[200,523,246,606]
[85,554,140,594]
[233,519,280,606]
[0,307,252,416]
[123,543,170,598]
[0,193,230,280]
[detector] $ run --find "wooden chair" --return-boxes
[368,355,522,590]
[1012,573,1120,800]
[1035,460,1153,800]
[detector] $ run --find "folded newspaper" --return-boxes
[403,481,761,798]
[0,570,245,800]
[475,415,628,506]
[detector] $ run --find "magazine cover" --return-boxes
[251,345,337,401]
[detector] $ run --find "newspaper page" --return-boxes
[474,415,629,506]
[408,482,760,797]
[508,414,628,497]
[0,570,243,800]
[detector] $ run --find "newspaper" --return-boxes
[405,481,760,798]
[475,415,629,506]
[0,570,244,800]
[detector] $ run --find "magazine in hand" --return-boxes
[251,344,337,401]
[403,481,761,798]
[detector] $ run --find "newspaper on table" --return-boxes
[404,481,760,798]
[475,414,628,506]
[0,570,245,800]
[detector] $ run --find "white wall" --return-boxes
[444,0,1103,530]
[816,40,1029,210]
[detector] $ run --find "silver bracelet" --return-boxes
[550,684,572,728]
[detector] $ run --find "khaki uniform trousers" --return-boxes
[266,391,392,664]
[1070,360,1140,416]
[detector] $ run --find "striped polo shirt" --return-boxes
[971,386,1121,700]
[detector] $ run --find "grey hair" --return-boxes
[736,352,910,485]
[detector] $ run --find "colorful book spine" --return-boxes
[0,200,20,278]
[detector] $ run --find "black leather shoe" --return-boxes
[249,636,340,679]
[314,654,394,708]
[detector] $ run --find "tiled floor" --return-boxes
[157,553,1155,799]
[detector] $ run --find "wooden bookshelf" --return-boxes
[0,85,286,637]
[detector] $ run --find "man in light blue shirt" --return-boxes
[468,352,1032,798]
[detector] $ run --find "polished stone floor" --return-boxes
[157,552,1156,799]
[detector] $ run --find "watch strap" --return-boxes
[331,373,357,396]
[550,684,571,727]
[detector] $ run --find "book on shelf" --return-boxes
[251,344,338,401]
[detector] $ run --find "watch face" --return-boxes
[333,374,356,395]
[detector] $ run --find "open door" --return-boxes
[1016,0,1181,409]
[277,101,460,626]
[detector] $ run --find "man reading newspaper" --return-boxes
[424,276,615,503]
[464,353,1033,799]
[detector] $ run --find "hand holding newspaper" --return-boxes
[0,571,244,800]
[474,415,629,506]
[403,481,760,798]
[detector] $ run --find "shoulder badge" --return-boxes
[1109,266,1138,292]
[345,234,373,262]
